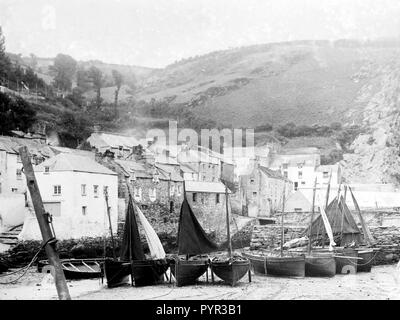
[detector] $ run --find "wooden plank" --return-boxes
[82,261,96,272]
[19,146,71,300]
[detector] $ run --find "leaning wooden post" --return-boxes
[19,146,71,300]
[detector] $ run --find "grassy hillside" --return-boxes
[134,40,400,128]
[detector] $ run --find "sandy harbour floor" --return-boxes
[1,264,400,300]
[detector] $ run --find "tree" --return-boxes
[87,66,104,109]
[50,54,77,92]
[0,92,37,134]
[0,26,11,81]
[112,69,123,115]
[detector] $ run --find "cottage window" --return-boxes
[250,178,255,184]
[282,163,288,169]
[216,193,220,204]
[253,192,257,196]
[149,188,156,202]
[93,185,99,197]
[103,186,109,197]
[301,181,306,185]
[193,193,197,202]
[323,171,329,179]
[16,169,22,180]
[82,206,87,216]
[283,171,288,178]
[177,185,182,196]
[294,182,298,191]
[53,185,61,195]
[297,163,303,169]
[201,195,205,204]
[44,166,50,173]
[11,188,18,193]
[170,184,175,197]
[81,184,87,196]
[298,171,302,179]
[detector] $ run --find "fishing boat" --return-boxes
[38,258,104,280]
[304,177,336,277]
[210,183,250,286]
[211,254,251,285]
[169,195,218,287]
[355,247,375,272]
[244,184,305,278]
[104,194,169,288]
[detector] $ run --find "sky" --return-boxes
[1,0,400,68]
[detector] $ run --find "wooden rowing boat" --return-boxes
[169,257,209,287]
[38,258,104,279]
[305,252,336,277]
[211,256,250,286]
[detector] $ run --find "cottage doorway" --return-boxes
[169,201,174,213]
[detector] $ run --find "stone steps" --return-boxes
[0,225,22,246]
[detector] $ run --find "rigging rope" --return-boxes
[0,237,55,284]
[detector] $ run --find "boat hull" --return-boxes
[169,258,209,287]
[38,258,103,280]
[266,256,305,277]
[104,258,169,288]
[356,248,375,272]
[103,259,131,288]
[242,253,266,275]
[211,258,250,286]
[305,253,336,277]
[335,248,358,274]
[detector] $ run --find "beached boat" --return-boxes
[303,177,337,277]
[38,258,104,280]
[169,195,218,286]
[305,252,336,277]
[355,248,375,272]
[210,184,250,286]
[104,194,169,288]
[211,255,250,286]
[266,254,306,277]
[334,247,358,274]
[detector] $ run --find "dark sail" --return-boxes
[120,196,146,261]
[177,197,219,255]
[304,196,361,245]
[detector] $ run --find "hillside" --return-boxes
[134,40,400,128]
[6,39,400,184]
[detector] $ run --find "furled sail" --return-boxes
[177,197,219,255]
[120,196,146,261]
[317,194,336,251]
[135,204,166,259]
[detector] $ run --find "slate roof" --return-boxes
[35,153,117,175]
[185,181,230,193]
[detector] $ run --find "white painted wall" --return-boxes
[0,151,26,195]
[19,170,118,240]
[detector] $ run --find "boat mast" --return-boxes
[104,188,117,260]
[322,171,332,248]
[225,184,233,258]
[340,185,347,240]
[308,177,317,254]
[280,184,287,257]
[349,186,375,246]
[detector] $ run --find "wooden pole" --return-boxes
[104,189,116,260]
[322,171,332,248]
[225,185,233,258]
[349,186,375,246]
[19,146,71,300]
[280,184,286,257]
[308,177,317,254]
